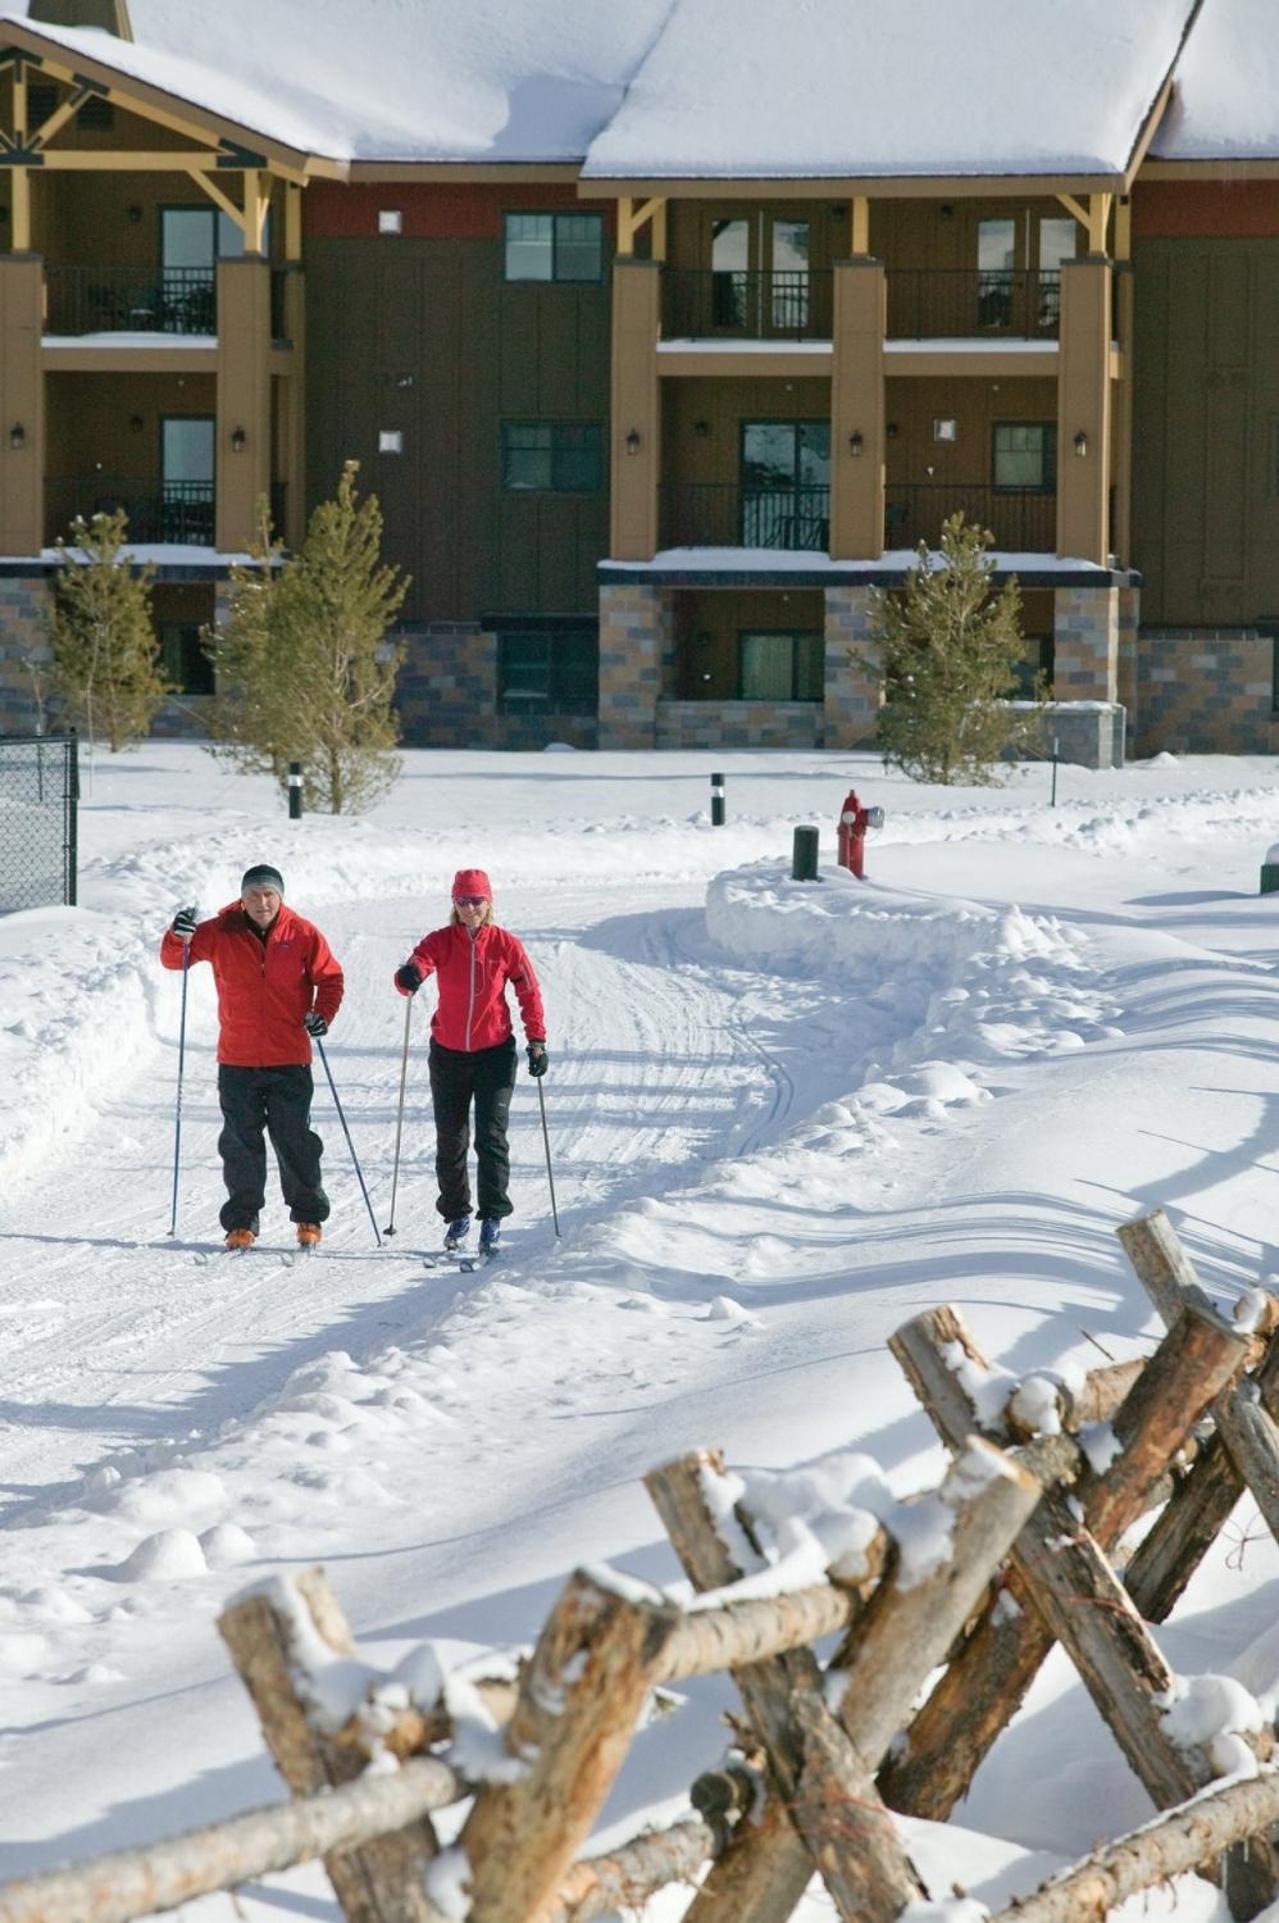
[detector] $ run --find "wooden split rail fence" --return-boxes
[7,1208,1279,1923]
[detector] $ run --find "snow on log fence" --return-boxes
[8,1208,1279,1923]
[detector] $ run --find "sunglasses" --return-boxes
[454,895,488,908]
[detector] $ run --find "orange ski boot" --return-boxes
[225,1227,256,1251]
[296,1223,323,1250]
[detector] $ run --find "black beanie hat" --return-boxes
[241,864,284,896]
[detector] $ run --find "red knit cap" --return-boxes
[452,867,492,901]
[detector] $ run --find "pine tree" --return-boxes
[47,510,168,753]
[208,463,410,814]
[863,512,1045,785]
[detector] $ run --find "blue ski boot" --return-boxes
[479,1218,501,1258]
[444,1215,471,1251]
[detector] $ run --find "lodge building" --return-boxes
[0,0,1276,764]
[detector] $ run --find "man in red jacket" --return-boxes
[161,863,344,1251]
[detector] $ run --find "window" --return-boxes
[740,421,830,549]
[993,422,1057,492]
[378,209,403,234]
[161,417,215,544]
[977,217,1016,327]
[159,622,214,696]
[497,630,598,714]
[501,422,603,493]
[739,631,824,701]
[378,430,403,454]
[161,206,270,269]
[504,213,603,282]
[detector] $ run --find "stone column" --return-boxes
[0,573,52,731]
[598,581,665,747]
[609,260,661,562]
[0,255,45,558]
[823,585,881,747]
[1116,582,1140,737]
[1054,584,1118,701]
[830,260,886,560]
[216,257,272,554]
[1056,257,1112,565]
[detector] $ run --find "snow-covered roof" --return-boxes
[1151,0,1279,162]
[581,0,1195,182]
[0,0,678,165]
[4,0,1275,178]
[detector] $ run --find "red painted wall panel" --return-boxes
[1134,181,1279,238]
[304,180,615,240]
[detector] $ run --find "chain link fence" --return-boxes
[0,733,79,913]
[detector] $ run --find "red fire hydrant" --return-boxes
[837,790,885,879]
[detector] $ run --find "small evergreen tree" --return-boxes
[47,510,167,752]
[208,463,410,814]
[862,512,1045,785]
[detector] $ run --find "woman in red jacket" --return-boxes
[394,868,546,1256]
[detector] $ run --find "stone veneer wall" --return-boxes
[823,587,881,748]
[1134,629,1276,755]
[395,622,501,748]
[655,699,821,749]
[0,575,53,734]
[598,583,666,748]
[1053,585,1119,700]
[1116,586,1140,741]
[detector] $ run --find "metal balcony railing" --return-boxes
[46,477,216,547]
[887,269,1061,340]
[44,266,217,337]
[662,268,834,341]
[661,482,831,551]
[885,483,1056,553]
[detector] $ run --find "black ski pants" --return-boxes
[217,1063,329,1232]
[429,1037,517,1223]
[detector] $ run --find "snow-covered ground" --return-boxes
[6,742,1279,1922]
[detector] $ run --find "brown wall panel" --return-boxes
[306,235,609,623]
[1132,237,1279,625]
[671,587,825,698]
[305,181,613,241]
[1135,183,1279,240]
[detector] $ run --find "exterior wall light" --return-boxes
[126,204,142,224]
[8,423,26,450]
[886,421,899,438]
[693,419,711,438]
[230,426,247,453]
[848,430,864,457]
[128,413,144,433]
[625,428,642,456]
[1073,430,1089,457]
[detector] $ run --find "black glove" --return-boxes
[395,962,423,997]
[527,1041,548,1078]
[303,1010,328,1038]
[171,904,197,940]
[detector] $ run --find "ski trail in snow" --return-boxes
[0,885,843,1522]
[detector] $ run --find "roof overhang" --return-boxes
[579,173,1127,200]
[1139,156,1279,179]
[0,20,347,181]
[347,161,583,183]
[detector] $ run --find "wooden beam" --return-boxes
[1088,191,1113,254]
[649,197,667,262]
[41,150,228,170]
[1114,194,1132,264]
[284,182,302,262]
[851,194,869,255]
[11,168,30,250]
[1056,191,1090,231]
[616,196,635,256]
[28,84,93,151]
[188,166,246,232]
[244,171,269,252]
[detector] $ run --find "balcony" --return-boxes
[44,267,216,339]
[46,477,216,547]
[662,482,830,550]
[887,269,1060,340]
[659,266,1061,343]
[663,269,833,342]
[885,484,1056,552]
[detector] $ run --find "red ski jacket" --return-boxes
[402,922,545,1052]
[160,901,344,1067]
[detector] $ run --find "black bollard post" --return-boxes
[711,770,726,826]
[288,761,303,821]
[1050,735,1060,809]
[791,824,820,881]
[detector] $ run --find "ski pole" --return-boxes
[168,943,190,1237]
[314,1035,383,1249]
[536,1074,560,1238]
[383,995,413,1237]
